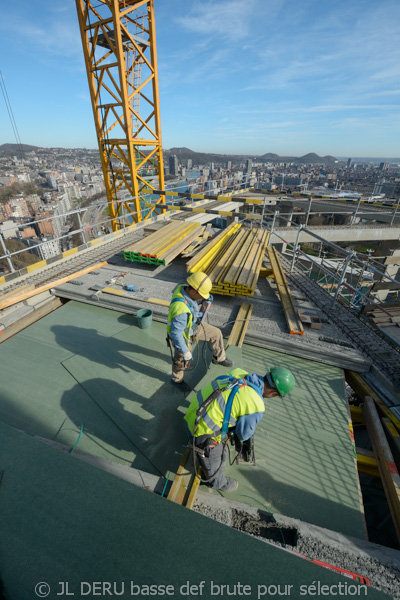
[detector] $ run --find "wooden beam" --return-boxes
[167,446,201,509]
[0,297,63,344]
[362,396,400,543]
[345,371,400,433]
[226,303,253,349]
[0,262,108,311]
[0,284,35,301]
[266,246,304,335]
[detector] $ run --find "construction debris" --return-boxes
[123,221,204,266]
[187,223,269,296]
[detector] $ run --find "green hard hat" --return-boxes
[270,367,295,397]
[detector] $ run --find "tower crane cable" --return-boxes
[0,71,25,162]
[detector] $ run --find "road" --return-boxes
[81,199,108,242]
[279,197,400,225]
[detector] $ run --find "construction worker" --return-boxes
[167,271,233,392]
[184,366,295,492]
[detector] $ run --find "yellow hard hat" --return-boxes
[187,272,212,299]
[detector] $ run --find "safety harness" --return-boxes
[192,374,263,483]
[166,296,196,361]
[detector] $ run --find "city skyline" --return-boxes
[0,0,399,157]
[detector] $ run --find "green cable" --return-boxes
[161,471,170,497]
[70,423,83,454]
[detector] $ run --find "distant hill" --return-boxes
[0,143,340,165]
[163,147,245,164]
[0,143,40,155]
[165,147,339,165]
[261,151,338,165]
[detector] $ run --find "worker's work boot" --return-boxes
[212,357,234,368]
[219,478,238,493]
[171,379,192,393]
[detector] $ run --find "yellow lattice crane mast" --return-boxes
[76,0,165,230]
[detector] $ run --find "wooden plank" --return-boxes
[167,448,192,505]
[362,396,400,543]
[0,284,35,301]
[345,370,400,433]
[186,222,240,272]
[266,246,304,335]
[382,417,400,471]
[0,297,63,344]
[259,268,274,278]
[226,303,253,349]
[0,262,108,311]
[186,466,202,510]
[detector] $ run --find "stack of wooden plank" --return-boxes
[181,225,212,258]
[123,221,204,266]
[186,223,269,296]
[367,306,400,328]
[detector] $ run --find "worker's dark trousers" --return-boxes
[197,442,228,490]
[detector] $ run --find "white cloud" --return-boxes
[176,0,257,40]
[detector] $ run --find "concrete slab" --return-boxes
[53,261,369,372]
[0,422,392,600]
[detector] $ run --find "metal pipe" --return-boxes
[0,232,14,272]
[390,197,400,226]
[305,198,312,227]
[268,229,395,316]
[76,208,86,245]
[331,252,355,306]
[270,209,279,238]
[290,225,303,272]
[351,197,362,225]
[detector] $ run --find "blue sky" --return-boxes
[0,0,399,157]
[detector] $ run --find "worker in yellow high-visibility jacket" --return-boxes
[167,271,233,392]
[185,366,295,492]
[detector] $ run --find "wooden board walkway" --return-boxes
[167,447,201,509]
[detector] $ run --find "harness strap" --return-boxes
[220,379,263,440]
[170,296,195,317]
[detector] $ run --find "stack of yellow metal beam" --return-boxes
[123,221,204,266]
[187,223,269,296]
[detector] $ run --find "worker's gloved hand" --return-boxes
[183,351,192,369]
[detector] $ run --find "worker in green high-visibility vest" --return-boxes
[167,271,233,392]
[184,366,296,492]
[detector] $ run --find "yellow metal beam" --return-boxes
[345,371,400,433]
[363,397,400,543]
[76,0,164,230]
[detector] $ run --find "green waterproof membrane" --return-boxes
[0,422,392,600]
[0,301,365,537]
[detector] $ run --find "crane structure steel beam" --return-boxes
[76,0,165,230]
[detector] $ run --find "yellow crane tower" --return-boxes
[76,0,165,230]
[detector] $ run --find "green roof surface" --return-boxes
[0,300,364,539]
[0,421,391,600]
